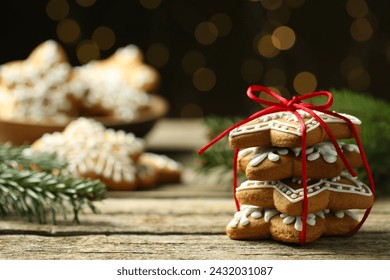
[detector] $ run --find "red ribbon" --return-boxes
[198,85,376,245]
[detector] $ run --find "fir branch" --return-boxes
[0,144,106,224]
[0,143,66,172]
[196,115,242,172]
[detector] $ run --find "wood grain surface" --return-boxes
[0,119,388,260]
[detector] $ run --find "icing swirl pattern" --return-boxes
[229,110,361,138]
[237,171,373,204]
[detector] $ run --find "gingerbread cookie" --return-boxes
[236,172,374,216]
[229,110,361,149]
[238,141,362,181]
[138,153,182,183]
[226,205,360,243]
[100,45,160,92]
[30,117,182,191]
[71,44,160,121]
[0,40,80,122]
[30,118,145,190]
[136,163,159,189]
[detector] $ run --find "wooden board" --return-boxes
[0,119,388,260]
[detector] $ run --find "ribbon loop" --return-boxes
[246,85,334,112]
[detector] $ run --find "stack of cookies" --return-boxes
[225,110,374,243]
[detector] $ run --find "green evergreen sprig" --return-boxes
[196,116,241,172]
[0,144,106,224]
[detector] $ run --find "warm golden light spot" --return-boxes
[263,68,286,87]
[240,59,263,83]
[210,13,232,37]
[347,67,371,91]
[259,87,281,108]
[293,71,317,94]
[46,0,69,21]
[76,40,100,64]
[180,103,204,118]
[260,0,283,10]
[75,0,96,7]
[92,26,116,51]
[257,35,279,58]
[285,0,305,9]
[193,68,216,92]
[181,51,206,75]
[346,0,369,18]
[272,26,296,50]
[340,56,363,77]
[350,18,373,42]
[139,0,161,9]
[146,43,170,67]
[57,18,81,44]
[194,22,218,45]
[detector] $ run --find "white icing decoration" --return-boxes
[264,209,280,222]
[242,141,358,167]
[229,110,361,138]
[228,206,281,228]
[280,212,322,231]
[329,209,359,221]
[140,153,182,171]
[228,205,263,228]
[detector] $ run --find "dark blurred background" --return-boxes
[1,0,389,117]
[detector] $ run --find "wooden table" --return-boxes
[0,119,389,260]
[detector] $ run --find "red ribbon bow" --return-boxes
[198,85,375,244]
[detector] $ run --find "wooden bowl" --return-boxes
[0,95,169,145]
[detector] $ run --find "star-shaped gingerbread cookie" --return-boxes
[229,110,361,149]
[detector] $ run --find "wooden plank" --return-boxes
[0,198,388,260]
[1,198,386,235]
[0,232,389,260]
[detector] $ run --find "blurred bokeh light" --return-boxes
[1,0,389,118]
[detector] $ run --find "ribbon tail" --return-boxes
[297,106,357,177]
[304,109,376,238]
[233,148,240,211]
[198,106,282,155]
[323,111,376,198]
[294,112,308,245]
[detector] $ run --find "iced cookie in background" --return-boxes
[229,110,362,149]
[29,118,182,191]
[0,40,80,123]
[71,45,159,121]
[138,153,182,183]
[96,45,160,92]
[0,41,161,124]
